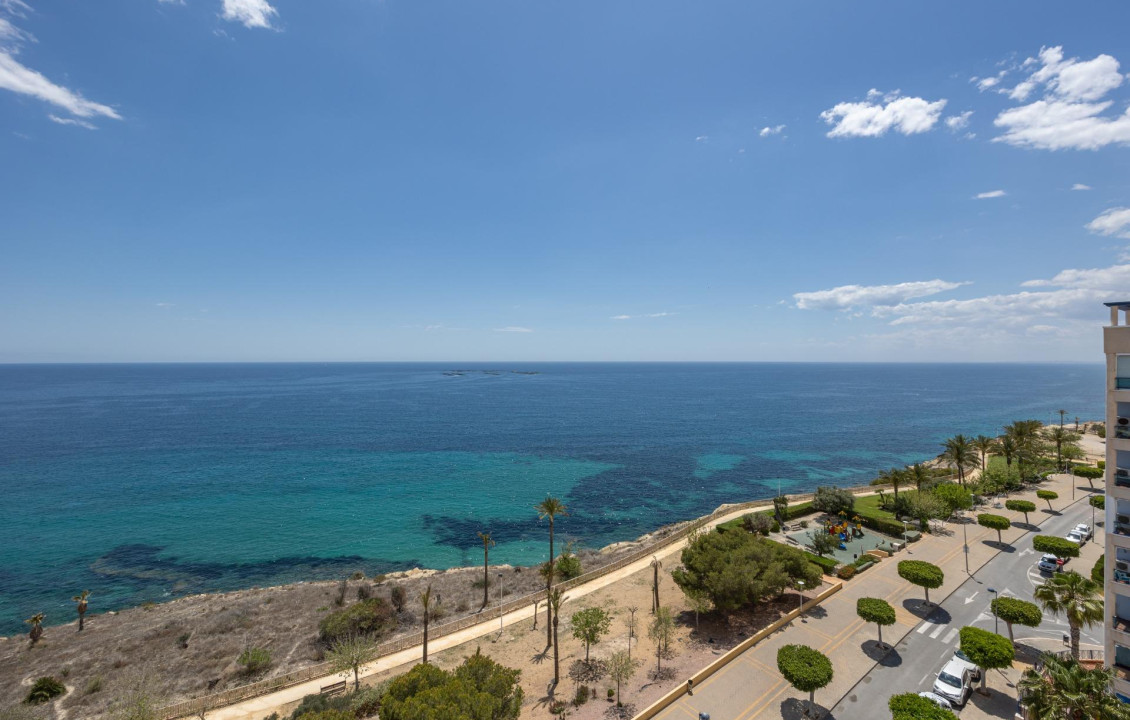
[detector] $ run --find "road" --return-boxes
[832,497,1102,719]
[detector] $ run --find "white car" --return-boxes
[1065,530,1086,546]
[1074,523,1093,540]
[952,647,983,681]
[933,659,973,707]
[1038,553,1064,573]
[917,691,954,710]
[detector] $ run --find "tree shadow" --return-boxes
[1011,521,1038,532]
[805,604,829,621]
[781,697,833,720]
[902,598,952,623]
[1041,508,1063,516]
[861,639,902,666]
[981,540,1016,553]
[530,647,549,665]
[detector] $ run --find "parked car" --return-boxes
[1065,530,1086,546]
[933,659,973,707]
[1074,523,1093,540]
[918,691,954,710]
[1038,553,1065,573]
[952,647,983,681]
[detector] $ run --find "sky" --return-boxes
[2,1,1130,362]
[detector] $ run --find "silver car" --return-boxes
[952,647,982,681]
[933,659,973,707]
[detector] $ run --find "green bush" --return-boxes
[836,565,856,580]
[785,502,814,520]
[238,647,272,675]
[290,692,351,719]
[555,553,582,580]
[812,486,854,515]
[889,692,957,720]
[350,685,384,717]
[1033,535,1080,559]
[804,552,839,574]
[381,650,523,720]
[319,598,397,643]
[1093,554,1105,584]
[856,513,912,537]
[930,483,973,514]
[1098,460,1106,470]
[25,677,66,705]
[1091,495,1106,510]
[743,513,773,536]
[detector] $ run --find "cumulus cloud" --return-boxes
[991,46,1130,150]
[794,279,967,310]
[945,111,973,131]
[759,124,786,137]
[975,190,1006,199]
[221,0,278,29]
[493,326,533,333]
[1085,207,1130,239]
[1071,183,1091,191]
[820,90,947,138]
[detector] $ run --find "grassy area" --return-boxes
[852,494,894,520]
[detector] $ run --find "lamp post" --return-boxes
[797,580,805,616]
[497,572,504,633]
[987,588,999,635]
[960,511,970,575]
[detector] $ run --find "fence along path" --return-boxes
[160,483,879,719]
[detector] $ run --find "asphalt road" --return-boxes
[832,496,1102,719]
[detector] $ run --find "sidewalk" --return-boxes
[652,471,1089,720]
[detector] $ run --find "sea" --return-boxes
[0,362,1104,634]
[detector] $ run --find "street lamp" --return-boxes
[959,511,970,575]
[797,580,805,616]
[987,588,999,635]
[497,572,504,633]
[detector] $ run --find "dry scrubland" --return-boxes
[0,546,630,719]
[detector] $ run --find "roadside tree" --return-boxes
[777,644,833,715]
[897,560,943,606]
[856,598,895,649]
[959,626,1013,695]
[990,597,1042,643]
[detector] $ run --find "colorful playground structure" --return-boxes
[824,515,865,550]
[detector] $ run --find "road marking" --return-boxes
[918,621,938,635]
[929,624,946,639]
[964,591,978,605]
[1019,548,1034,558]
[941,628,959,645]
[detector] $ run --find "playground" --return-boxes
[786,516,899,565]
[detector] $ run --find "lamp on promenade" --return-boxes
[497,572,504,634]
[797,580,805,618]
[987,588,999,634]
[959,511,970,575]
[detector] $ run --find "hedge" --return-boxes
[804,552,839,574]
[855,512,912,537]
[1032,535,1080,559]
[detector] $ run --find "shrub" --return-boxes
[897,560,944,605]
[556,553,582,580]
[671,533,823,612]
[1005,499,1037,525]
[1098,460,1106,470]
[389,585,406,613]
[289,692,351,719]
[810,531,837,557]
[319,598,397,643]
[238,647,271,675]
[574,685,590,706]
[356,584,372,601]
[812,486,854,515]
[1093,554,1105,584]
[381,651,523,720]
[83,676,103,695]
[349,685,384,717]
[799,520,809,529]
[855,513,911,537]
[836,565,856,580]
[25,677,66,705]
[889,692,957,720]
[1097,424,1106,439]
[771,520,781,533]
[977,513,1011,544]
[743,513,772,536]
[1033,535,1080,559]
[931,483,973,514]
[1091,495,1106,510]
[804,552,838,574]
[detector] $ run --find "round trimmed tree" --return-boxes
[977,513,1011,545]
[777,644,833,714]
[1033,535,1080,560]
[1090,495,1105,510]
[897,560,944,606]
[856,598,896,649]
[1075,465,1103,488]
[889,692,957,720]
[959,626,1014,695]
[1005,499,1036,526]
[1036,489,1058,511]
[990,596,1042,643]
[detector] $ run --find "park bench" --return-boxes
[320,681,347,697]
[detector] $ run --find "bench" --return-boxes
[320,681,347,697]
[903,530,922,542]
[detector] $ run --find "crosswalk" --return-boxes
[915,621,959,645]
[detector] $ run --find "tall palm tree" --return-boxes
[536,496,568,647]
[1018,653,1130,720]
[878,467,903,502]
[908,463,931,492]
[1034,571,1104,660]
[549,587,566,690]
[1006,420,1044,481]
[419,585,439,664]
[72,590,90,631]
[477,531,495,610]
[25,613,45,645]
[1057,409,1067,428]
[942,434,977,485]
[1045,426,1079,471]
[971,435,996,477]
[650,556,662,614]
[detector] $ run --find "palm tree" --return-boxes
[1006,420,1044,481]
[1018,652,1129,719]
[25,613,45,646]
[907,463,931,492]
[998,433,1017,471]
[650,556,662,614]
[549,587,567,691]
[942,434,977,485]
[1046,426,1079,471]
[971,435,996,477]
[1057,409,1067,427]
[878,467,903,502]
[72,590,90,631]
[536,496,568,647]
[419,585,439,664]
[1034,571,1104,660]
[477,531,495,610]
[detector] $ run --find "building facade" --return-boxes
[1104,301,1130,699]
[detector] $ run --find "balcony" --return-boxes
[1117,426,1130,441]
[1116,515,1130,537]
[1118,468,1130,488]
[1118,377,1130,390]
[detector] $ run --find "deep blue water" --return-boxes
[0,362,1104,634]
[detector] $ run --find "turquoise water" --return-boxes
[0,362,1103,633]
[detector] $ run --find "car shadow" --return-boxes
[902,598,952,623]
[861,639,902,666]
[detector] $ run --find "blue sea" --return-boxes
[0,362,1104,634]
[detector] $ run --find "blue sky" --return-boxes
[2,1,1129,362]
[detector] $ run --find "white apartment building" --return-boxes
[1104,301,1130,699]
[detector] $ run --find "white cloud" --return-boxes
[695,135,708,142]
[991,46,1130,151]
[944,111,972,131]
[974,189,1006,199]
[48,113,95,129]
[221,0,278,29]
[820,90,947,138]
[1071,183,1091,191]
[609,312,672,320]
[1085,207,1130,239]
[794,279,967,310]
[759,124,786,137]
[610,315,632,320]
[493,326,533,333]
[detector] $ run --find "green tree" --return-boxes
[535,496,568,647]
[1005,499,1036,526]
[959,626,1013,695]
[908,463,932,492]
[897,560,944,606]
[856,598,895,649]
[810,530,837,557]
[319,597,397,643]
[72,590,90,632]
[1076,465,1104,489]
[777,644,833,714]
[977,513,1011,545]
[812,486,854,515]
[571,607,612,662]
[990,597,1042,643]
[648,607,675,675]
[942,434,978,485]
[1093,554,1105,584]
[1032,535,1080,559]
[1037,489,1058,511]
[1017,652,1130,720]
[932,483,972,515]
[971,435,997,477]
[872,467,905,502]
[24,613,44,646]
[998,433,1017,471]
[325,635,376,691]
[1046,426,1081,469]
[772,495,789,526]
[380,649,523,720]
[671,532,821,612]
[477,531,495,610]
[1034,571,1104,660]
[888,692,957,720]
[607,651,639,708]
[1006,420,1046,481]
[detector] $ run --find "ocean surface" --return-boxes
[0,362,1104,634]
